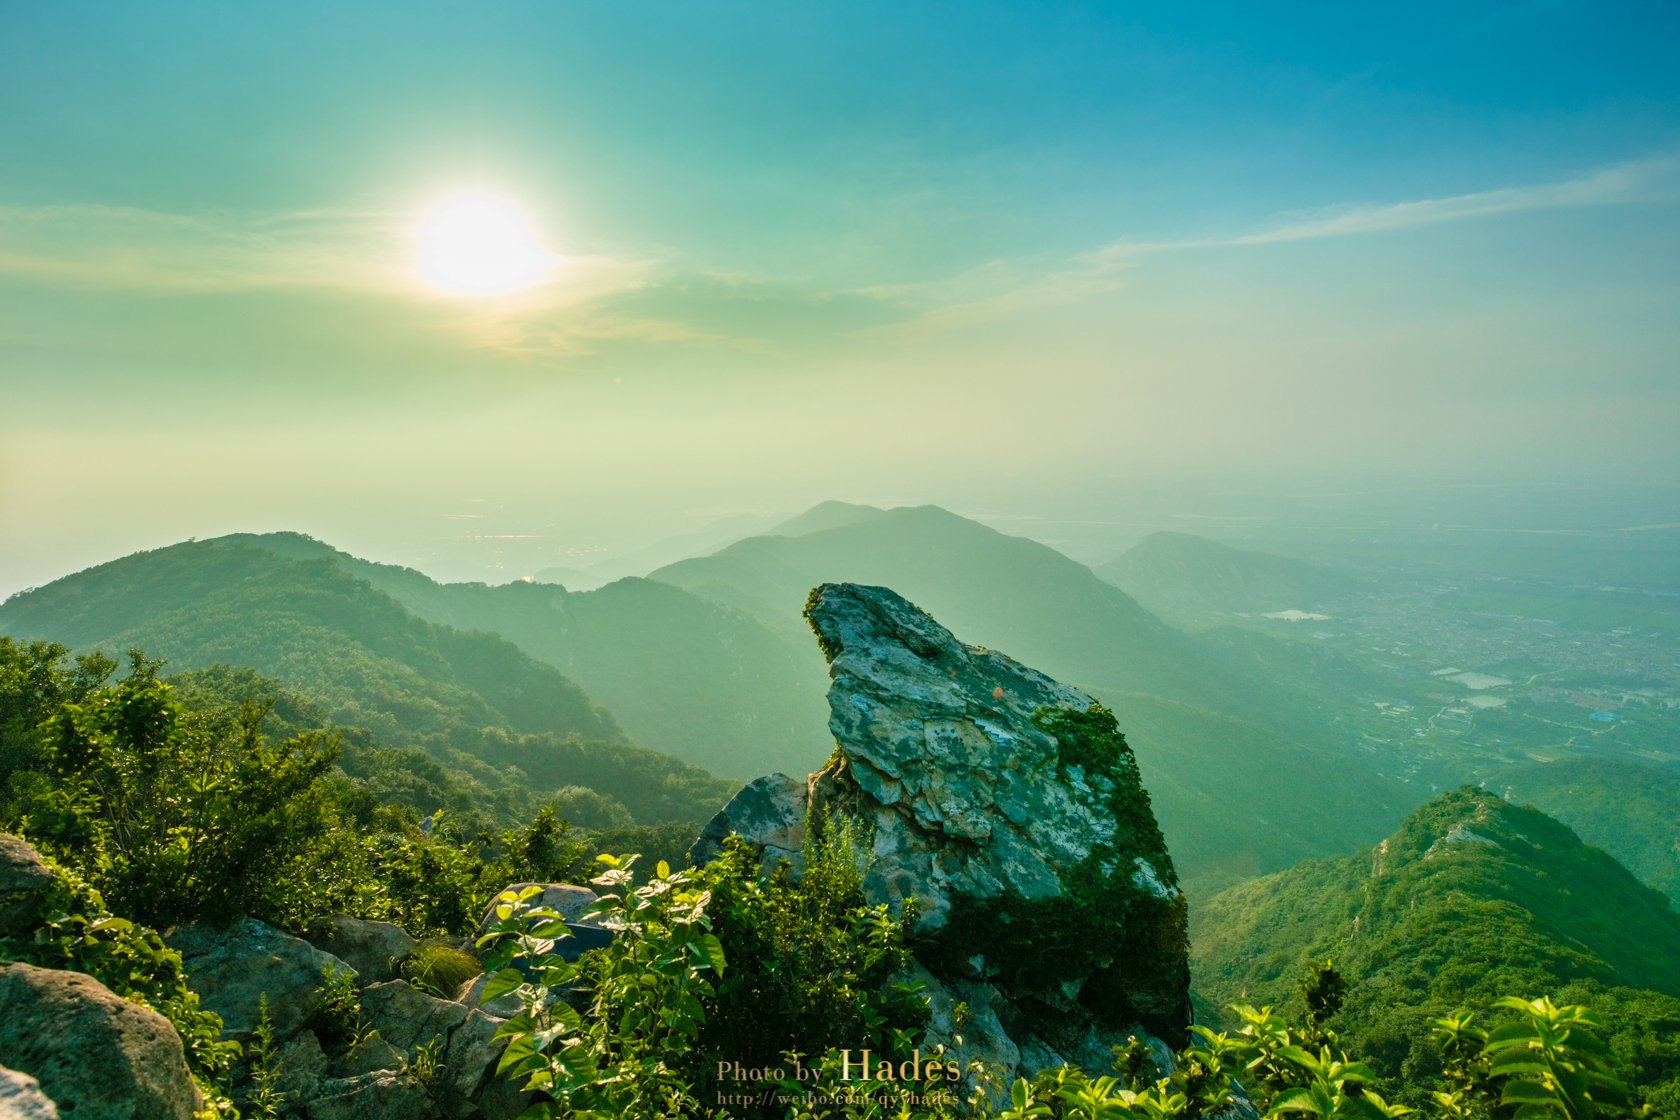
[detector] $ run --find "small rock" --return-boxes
[358,981,467,1053]
[0,962,201,1120]
[687,774,808,875]
[307,1072,440,1120]
[303,917,418,986]
[166,916,356,1041]
[0,1064,60,1120]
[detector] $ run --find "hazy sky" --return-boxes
[3,1,1678,593]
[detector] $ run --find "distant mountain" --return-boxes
[1497,758,1680,902]
[1095,531,1362,631]
[213,532,831,779]
[765,500,888,537]
[1192,786,1680,1103]
[0,540,737,824]
[649,503,1416,893]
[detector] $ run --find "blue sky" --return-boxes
[2,1,1677,588]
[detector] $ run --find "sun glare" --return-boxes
[415,193,553,297]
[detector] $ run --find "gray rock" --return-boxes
[0,1064,60,1120]
[306,1072,441,1120]
[718,582,1193,1079]
[477,883,603,934]
[0,834,54,934]
[0,962,200,1120]
[453,972,523,1019]
[358,981,468,1053]
[687,774,809,874]
[272,1030,330,1107]
[331,1038,407,1079]
[166,916,356,1042]
[903,963,1018,1105]
[304,917,418,985]
[466,1065,531,1120]
[437,1010,506,1118]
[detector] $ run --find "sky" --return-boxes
[2,0,1678,592]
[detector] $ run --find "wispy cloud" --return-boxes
[861,157,1678,338]
[1115,156,1677,256]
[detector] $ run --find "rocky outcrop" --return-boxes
[693,582,1193,1085]
[304,917,418,985]
[0,1065,60,1120]
[0,963,201,1120]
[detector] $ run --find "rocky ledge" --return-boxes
[692,582,1192,1086]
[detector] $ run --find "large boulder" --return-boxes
[0,962,200,1120]
[166,916,355,1041]
[0,834,54,935]
[0,1064,60,1120]
[303,917,417,986]
[697,582,1193,1082]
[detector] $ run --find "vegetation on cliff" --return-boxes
[1193,786,1680,1107]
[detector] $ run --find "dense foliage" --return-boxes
[1193,787,1680,1108]
[0,638,708,935]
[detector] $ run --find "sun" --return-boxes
[415,193,553,297]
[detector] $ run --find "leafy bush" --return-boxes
[20,652,344,928]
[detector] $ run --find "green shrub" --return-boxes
[20,652,343,928]
[400,942,482,998]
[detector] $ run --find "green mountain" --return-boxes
[647,504,1416,893]
[1496,759,1680,902]
[0,540,737,824]
[1192,786,1680,1101]
[1095,531,1362,631]
[213,531,829,779]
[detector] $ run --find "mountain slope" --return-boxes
[1192,786,1680,1099]
[1497,759,1680,902]
[649,504,1417,890]
[0,540,737,823]
[214,532,830,778]
[1096,531,1361,631]
[652,505,1240,703]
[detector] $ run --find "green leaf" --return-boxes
[1489,1053,1551,1076]
[1501,1082,1562,1105]
[496,1035,537,1074]
[480,968,526,1003]
[700,933,727,976]
[1269,1087,1325,1115]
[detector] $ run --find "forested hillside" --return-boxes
[0,541,738,825]
[214,531,831,778]
[1192,786,1680,1103]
